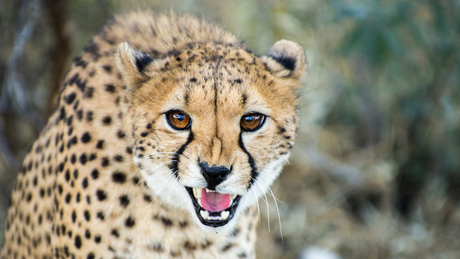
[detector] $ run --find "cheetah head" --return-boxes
[116,40,305,231]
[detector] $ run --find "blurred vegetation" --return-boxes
[1,0,459,258]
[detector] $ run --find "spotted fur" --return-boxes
[1,11,305,258]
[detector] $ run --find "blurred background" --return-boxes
[0,0,459,258]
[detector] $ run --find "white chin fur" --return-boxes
[137,153,290,231]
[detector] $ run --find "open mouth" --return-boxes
[185,187,241,227]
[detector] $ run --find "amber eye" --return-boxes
[240,113,266,132]
[166,110,191,130]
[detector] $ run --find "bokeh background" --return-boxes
[1,0,459,258]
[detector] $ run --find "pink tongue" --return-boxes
[201,189,230,212]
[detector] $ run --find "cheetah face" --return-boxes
[116,40,305,231]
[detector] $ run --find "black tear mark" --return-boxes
[135,54,153,73]
[170,132,194,178]
[238,132,258,189]
[268,54,296,71]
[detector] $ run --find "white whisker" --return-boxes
[259,177,284,243]
[150,171,177,206]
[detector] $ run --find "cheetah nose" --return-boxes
[199,162,230,190]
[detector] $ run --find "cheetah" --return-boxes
[1,11,305,258]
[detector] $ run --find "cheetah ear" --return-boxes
[261,40,306,80]
[116,42,155,88]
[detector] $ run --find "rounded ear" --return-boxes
[261,40,306,79]
[115,42,154,88]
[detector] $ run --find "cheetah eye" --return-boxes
[166,110,191,130]
[240,113,266,132]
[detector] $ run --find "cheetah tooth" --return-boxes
[205,188,216,193]
[200,210,209,220]
[197,198,202,207]
[193,187,202,199]
[221,211,230,220]
[229,194,237,200]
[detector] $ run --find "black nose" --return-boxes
[199,162,230,190]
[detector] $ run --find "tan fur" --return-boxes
[1,11,305,258]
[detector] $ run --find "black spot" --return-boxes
[267,54,296,71]
[85,229,91,239]
[89,153,97,161]
[96,211,105,220]
[105,84,115,93]
[102,65,112,73]
[114,155,123,162]
[66,116,73,126]
[126,147,133,154]
[277,126,287,134]
[87,253,95,259]
[190,78,197,82]
[79,154,88,165]
[96,140,104,149]
[167,48,181,56]
[161,217,173,227]
[85,111,93,122]
[94,235,101,243]
[84,87,94,98]
[76,76,87,92]
[82,177,88,189]
[76,110,83,121]
[73,169,79,179]
[132,177,141,185]
[117,130,125,138]
[111,229,119,238]
[91,169,99,179]
[119,195,130,207]
[65,93,76,104]
[179,221,188,228]
[65,170,70,181]
[67,136,77,149]
[221,243,233,252]
[26,193,32,202]
[96,190,107,201]
[58,107,66,123]
[58,162,65,172]
[143,194,152,202]
[66,73,79,86]
[112,171,127,183]
[74,57,88,68]
[101,157,110,167]
[75,235,82,249]
[84,211,90,221]
[73,100,80,110]
[72,211,76,222]
[234,79,243,84]
[241,94,248,106]
[102,116,112,125]
[83,42,101,61]
[81,132,91,143]
[184,241,196,250]
[125,216,135,228]
[140,132,149,137]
